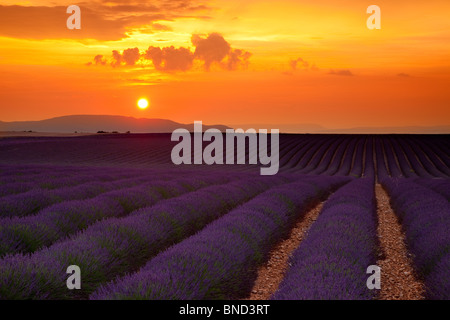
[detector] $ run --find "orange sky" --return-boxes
[0,0,449,129]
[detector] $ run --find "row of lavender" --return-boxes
[374,137,449,180]
[0,172,240,257]
[0,135,176,168]
[1,135,448,179]
[272,177,449,300]
[381,178,449,299]
[0,170,133,198]
[274,176,447,300]
[91,176,350,299]
[0,174,294,299]
[272,178,377,299]
[282,135,447,179]
[412,178,450,201]
[0,163,153,180]
[0,165,171,197]
[0,173,177,217]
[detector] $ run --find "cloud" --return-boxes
[145,46,194,71]
[122,48,141,66]
[290,58,309,70]
[192,33,231,70]
[0,2,209,41]
[96,0,209,13]
[86,48,145,68]
[190,33,251,71]
[111,50,123,67]
[328,69,354,76]
[397,73,410,77]
[285,57,318,75]
[226,49,252,71]
[88,32,252,72]
[94,55,107,65]
[107,48,142,67]
[151,23,172,31]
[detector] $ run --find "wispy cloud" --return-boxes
[289,57,318,72]
[328,69,354,76]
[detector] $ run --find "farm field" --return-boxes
[0,134,448,300]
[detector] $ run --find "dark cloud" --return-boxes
[88,32,252,72]
[190,33,251,71]
[151,23,172,31]
[122,47,141,65]
[94,55,107,65]
[0,1,209,41]
[192,33,231,70]
[286,58,318,75]
[111,50,123,67]
[96,0,208,12]
[290,58,309,70]
[86,48,144,68]
[226,49,252,70]
[145,46,194,71]
[329,69,354,76]
[107,48,141,67]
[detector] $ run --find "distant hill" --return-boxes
[0,115,230,133]
[0,115,448,134]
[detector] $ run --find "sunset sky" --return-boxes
[0,0,449,129]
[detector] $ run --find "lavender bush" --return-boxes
[349,137,365,177]
[0,175,286,299]
[272,178,377,300]
[91,176,350,300]
[382,178,450,299]
[413,178,450,201]
[0,174,230,256]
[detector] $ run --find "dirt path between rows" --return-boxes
[245,202,324,300]
[375,184,425,300]
[246,184,425,300]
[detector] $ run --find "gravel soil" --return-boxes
[245,202,324,300]
[245,184,426,300]
[375,184,425,300]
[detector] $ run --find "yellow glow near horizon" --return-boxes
[137,98,149,110]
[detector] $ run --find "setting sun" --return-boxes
[137,98,149,110]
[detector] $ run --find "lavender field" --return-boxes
[0,134,448,300]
